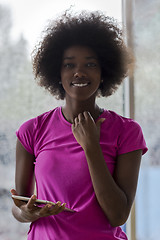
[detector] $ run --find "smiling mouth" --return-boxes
[71,82,90,87]
[72,83,89,87]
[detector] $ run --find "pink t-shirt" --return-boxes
[16,107,148,240]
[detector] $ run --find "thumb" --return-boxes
[10,189,25,208]
[10,188,18,196]
[96,118,106,129]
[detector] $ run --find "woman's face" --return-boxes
[60,45,101,102]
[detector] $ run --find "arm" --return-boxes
[84,145,142,227]
[72,111,142,227]
[15,138,35,197]
[11,139,66,223]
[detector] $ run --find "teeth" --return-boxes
[73,83,88,87]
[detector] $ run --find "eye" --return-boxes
[63,63,74,68]
[86,62,97,67]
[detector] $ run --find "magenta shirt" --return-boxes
[16,107,148,240]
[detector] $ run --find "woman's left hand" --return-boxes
[71,111,105,150]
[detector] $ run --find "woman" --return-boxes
[11,10,148,239]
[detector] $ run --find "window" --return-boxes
[0,1,123,239]
[122,0,160,239]
[133,0,160,239]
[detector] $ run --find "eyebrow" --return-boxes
[63,56,98,60]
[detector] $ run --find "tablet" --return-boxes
[12,195,75,212]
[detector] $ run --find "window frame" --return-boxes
[122,0,136,239]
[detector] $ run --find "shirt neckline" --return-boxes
[59,106,106,126]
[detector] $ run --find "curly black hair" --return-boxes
[32,10,133,100]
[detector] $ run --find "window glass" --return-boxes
[133,1,160,239]
[0,1,123,239]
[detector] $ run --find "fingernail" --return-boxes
[31,195,36,200]
[56,201,61,206]
[47,204,52,208]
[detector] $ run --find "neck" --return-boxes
[62,97,101,123]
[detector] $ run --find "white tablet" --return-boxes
[12,195,75,212]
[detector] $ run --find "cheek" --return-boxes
[61,70,72,82]
[95,72,102,85]
[60,73,67,87]
[94,68,101,79]
[60,70,65,81]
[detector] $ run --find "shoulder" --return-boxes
[102,109,141,130]
[18,107,59,132]
[16,108,60,154]
[102,110,148,155]
[16,107,60,142]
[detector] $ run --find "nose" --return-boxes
[74,71,87,78]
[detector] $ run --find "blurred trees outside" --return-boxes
[134,1,160,239]
[0,4,61,239]
[134,0,160,166]
[0,4,122,238]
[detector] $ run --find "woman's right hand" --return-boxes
[11,189,66,223]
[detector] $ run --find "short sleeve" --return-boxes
[16,118,35,155]
[117,119,148,155]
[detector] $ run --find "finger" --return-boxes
[96,118,106,131]
[10,189,25,207]
[50,202,66,215]
[71,122,75,131]
[96,118,106,127]
[74,116,79,126]
[78,113,85,123]
[46,201,62,213]
[10,189,18,196]
[39,201,65,216]
[83,111,94,121]
[54,203,66,214]
[39,203,53,216]
[27,195,37,209]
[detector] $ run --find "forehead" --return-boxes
[62,45,98,59]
